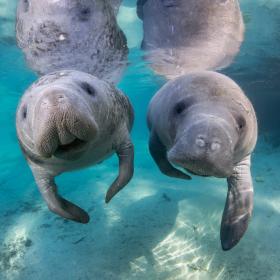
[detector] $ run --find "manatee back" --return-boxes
[16,0,128,83]
[138,0,244,79]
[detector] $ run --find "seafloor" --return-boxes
[0,1,280,280]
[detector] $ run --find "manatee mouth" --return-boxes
[184,167,210,177]
[182,160,216,177]
[182,159,233,178]
[169,153,233,178]
[54,138,87,157]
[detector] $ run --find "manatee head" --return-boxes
[168,104,246,177]
[165,73,256,178]
[16,71,111,161]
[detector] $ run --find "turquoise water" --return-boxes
[0,1,280,279]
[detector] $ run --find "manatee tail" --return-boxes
[220,156,253,251]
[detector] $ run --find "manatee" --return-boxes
[147,71,258,250]
[16,70,134,223]
[137,0,244,79]
[16,0,128,83]
[109,0,122,14]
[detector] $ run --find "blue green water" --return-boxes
[0,1,280,279]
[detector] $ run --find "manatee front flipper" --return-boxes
[220,155,253,251]
[105,139,134,203]
[32,166,90,223]
[149,131,191,180]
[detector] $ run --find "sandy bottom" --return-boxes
[0,1,279,279]
[0,136,279,280]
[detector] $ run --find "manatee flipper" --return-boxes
[32,166,90,223]
[149,131,191,180]
[105,138,134,203]
[220,156,253,251]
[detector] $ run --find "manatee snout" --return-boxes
[34,89,98,158]
[168,119,235,177]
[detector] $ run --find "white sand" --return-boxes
[0,137,279,280]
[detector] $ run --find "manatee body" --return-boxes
[109,0,122,14]
[137,0,244,79]
[16,70,134,223]
[16,0,128,83]
[147,71,258,250]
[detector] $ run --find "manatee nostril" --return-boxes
[195,137,206,148]
[211,142,221,152]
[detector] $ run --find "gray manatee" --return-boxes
[147,71,258,250]
[137,0,244,79]
[16,0,128,83]
[16,70,134,223]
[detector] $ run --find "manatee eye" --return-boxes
[174,101,186,115]
[174,97,195,115]
[22,105,28,120]
[79,7,91,21]
[80,82,96,97]
[236,115,246,132]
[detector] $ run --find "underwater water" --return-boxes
[0,0,280,279]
